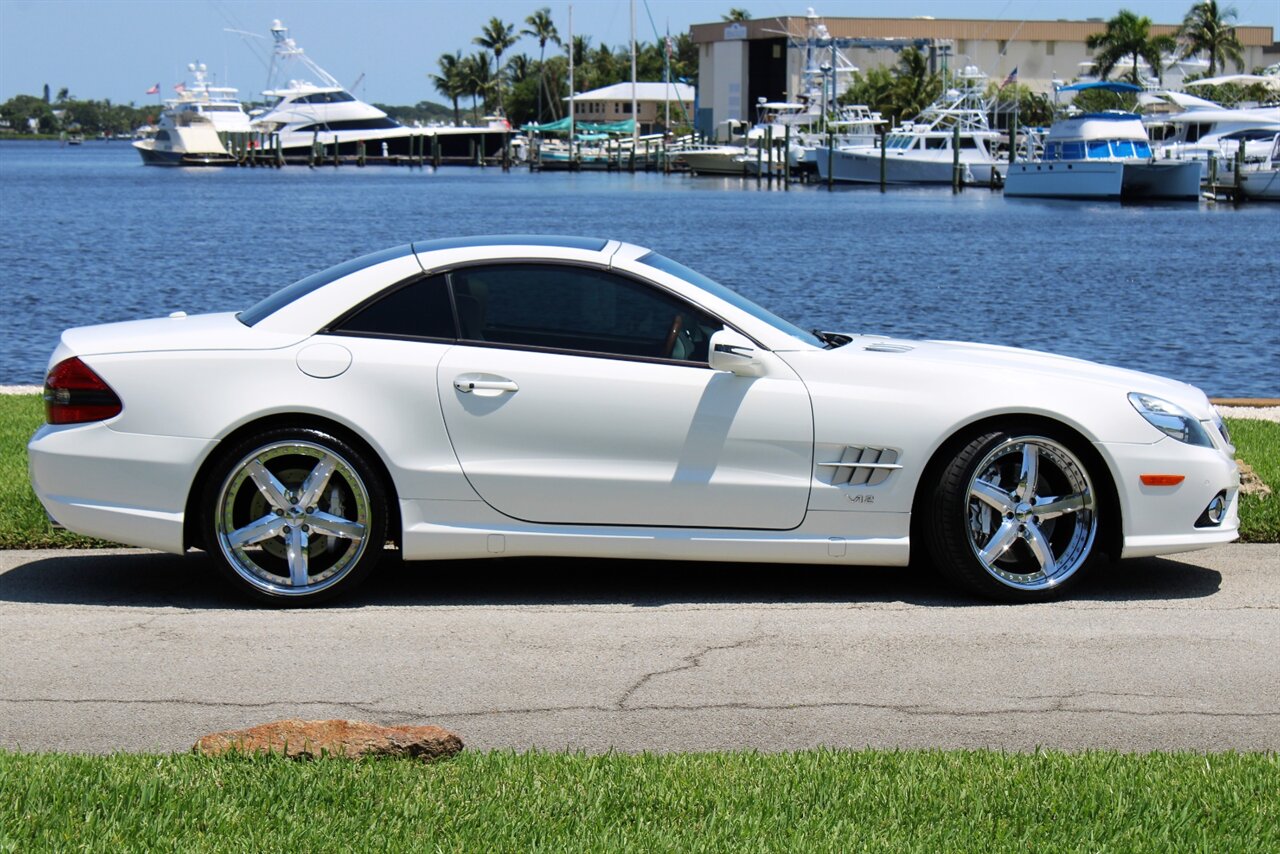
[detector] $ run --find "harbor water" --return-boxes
[1,140,1277,396]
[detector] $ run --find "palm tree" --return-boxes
[1086,11,1176,86]
[429,51,466,126]
[571,35,591,70]
[507,54,533,85]
[588,44,617,90]
[462,52,495,123]
[474,17,518,116]
[722,8,751,22]
[522,7,560,123]
[1179,1,1245,76]
[892,47,942,121]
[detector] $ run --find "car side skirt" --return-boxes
[400,500,912,566]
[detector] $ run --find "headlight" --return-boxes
[1128,393,1214,447]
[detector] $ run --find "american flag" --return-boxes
[145,83,160,95]
[173,82,186,93]
[1000,67,1018,89]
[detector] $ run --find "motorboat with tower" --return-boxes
[248,20,508,164]
[813,67,1003,185]
[132,62,252,166]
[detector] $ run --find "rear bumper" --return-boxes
[28,422,214,554]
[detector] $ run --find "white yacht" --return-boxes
[1237,132,1280,200]
[248,20,413,157]
[680,106,817,176]
[813,67,1003,185]
[1149,92,1280,184]
[132,62,252,166]
[250,20,504,162]
[1004,111,1200,200]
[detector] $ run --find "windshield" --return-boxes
[637,252,823,348]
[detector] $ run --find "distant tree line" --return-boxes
[1,87,161,136]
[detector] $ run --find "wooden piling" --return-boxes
[827,131,834,190]
[432,133,441,169]
[1234,144,1245,203]
[783,124,791,189]
[952,123,961,192]
[879,127,887,192]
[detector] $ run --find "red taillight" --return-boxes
[43,357,123,425]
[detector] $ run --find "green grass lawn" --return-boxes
[0,395,102,548]
[1,393,1277,547]
[1,749,1276,852]
[1229,418,1280,542]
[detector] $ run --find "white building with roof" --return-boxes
[569,82,696,134]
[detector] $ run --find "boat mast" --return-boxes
[630,0,638,147]
[568,4,575,150]
[664,20,670,132]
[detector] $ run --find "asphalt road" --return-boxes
[1,544,1276,754]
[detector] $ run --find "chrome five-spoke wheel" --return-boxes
[965,437,1096,591]
[204,429,386,604]
[927,428,1104,601]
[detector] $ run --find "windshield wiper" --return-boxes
[812,329,852,349]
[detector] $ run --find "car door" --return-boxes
[436,262,814,530]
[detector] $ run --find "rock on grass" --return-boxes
[193,719,463,761]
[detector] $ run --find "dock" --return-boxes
[217,127,517,168]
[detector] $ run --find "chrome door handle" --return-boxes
[454,378,519,394]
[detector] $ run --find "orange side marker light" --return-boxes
[1140,474,1185,487]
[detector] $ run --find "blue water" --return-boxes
[1,139,1277,395]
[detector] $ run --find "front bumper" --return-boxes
[1097,436,1241,559]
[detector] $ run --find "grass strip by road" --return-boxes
[1230,418,1280,542]
[1,393,1277,547]
[0,395,102,548]
[2,749,1277,852]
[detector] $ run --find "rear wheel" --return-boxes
[926,428,1100,601]
[202,427,387,605]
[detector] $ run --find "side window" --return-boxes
[450,264,720,363]
[331,274,456,340]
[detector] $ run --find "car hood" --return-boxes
[793,335,1216,419]
[57,312,308,359]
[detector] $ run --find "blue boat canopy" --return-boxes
[1057,81,1143,93]
[521,117,636,134]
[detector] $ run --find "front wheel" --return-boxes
[926,429,1102,602]
[201,427,387,605]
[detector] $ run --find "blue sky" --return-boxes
[2,0,1277,105]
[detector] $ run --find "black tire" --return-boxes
[200,426,387,606]
[924,426,1102,602]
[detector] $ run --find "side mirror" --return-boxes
[708,328,765,377]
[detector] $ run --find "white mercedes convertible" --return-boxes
[29,236,1239,604]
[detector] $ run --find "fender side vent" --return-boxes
[818,446,902,486]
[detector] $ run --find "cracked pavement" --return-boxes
[1,543,1277,753]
